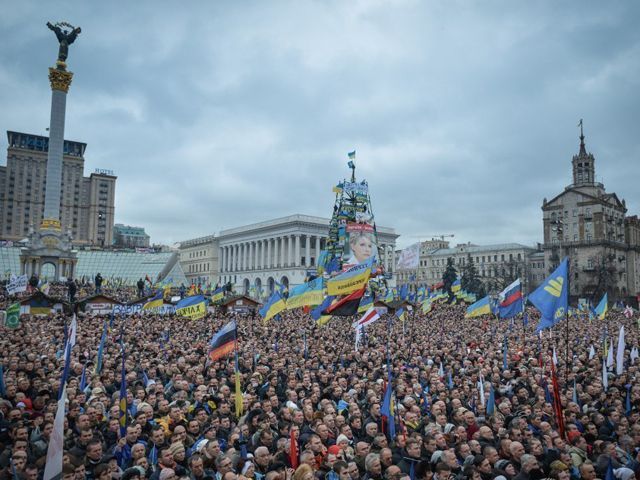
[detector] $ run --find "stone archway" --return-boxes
[267,277,275,294]
[243,278,250,295]
[255,278,262,298]
[280,276,289,290]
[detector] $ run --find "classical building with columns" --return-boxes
[216,214,398,295]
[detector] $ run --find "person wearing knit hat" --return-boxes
[159,468,176,480]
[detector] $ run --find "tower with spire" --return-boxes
[571,120,596,186]
[539,120,640,302]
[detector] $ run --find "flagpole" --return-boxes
[565,259,570,384]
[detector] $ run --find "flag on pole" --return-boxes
[95,321,107,375]
[530,258,569,331]
[594,293,608,320]
[234,350,243,417]
[616,326,625,376]
[602,358,608,391]
[5,302,21,329]
[498,279,524,319]
[486,383,495,416]
[209,321,238,362]
[119,347,127,438]
[607,339,614,368]
[465,296,491,318]
[69,314,77,347]
[58,342,71,400]
[589,344,596,360]
[503,336,508,370]
[43,385,66,480]
[352,308,381,329]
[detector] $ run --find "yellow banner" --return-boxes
[176,301,207,320]
[326,268,371,296]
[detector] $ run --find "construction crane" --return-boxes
[407,234,455,242]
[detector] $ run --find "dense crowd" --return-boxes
[1,300,639,480]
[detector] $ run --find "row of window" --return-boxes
[189,263,210,273]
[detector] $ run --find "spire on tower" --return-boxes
[578,118,586,155]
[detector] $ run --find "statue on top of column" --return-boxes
[47,21,81,64]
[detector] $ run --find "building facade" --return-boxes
[113,223,150,248]
[396,241,541,293]
[0,131,116,245]
[541,130,640,300]
[218,214,398,295]
[178,234,219,287]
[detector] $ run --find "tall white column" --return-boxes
[220,246,225,273]
[249,242,254,270]
[261,239,266,269]
[286,235,292,267]
[295,235,301,267]
[315,236,321,265]
[305,235,310,267]
[241,243,246,271]
[280,237,285,267]
[231,244,236,271]
[267,239,272,269]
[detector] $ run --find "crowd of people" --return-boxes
[1,294,639,480]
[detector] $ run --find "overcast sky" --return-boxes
[1,1,639,248]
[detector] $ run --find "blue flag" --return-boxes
[0,365,5,397]
[58,342,71,400]
[486,384,495,415]
[380,373,396,439]
[530,257,569,331]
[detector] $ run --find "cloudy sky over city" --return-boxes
[1,1,639,247]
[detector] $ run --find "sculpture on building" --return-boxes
[46,21,81,64]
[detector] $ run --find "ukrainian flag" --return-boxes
[176,295,207,320]
[143,289,164,310]
[594,293,608,320]
[326,257,374,296]
[358,294,374,313]
[259,291,286,322]
[396,308,406,322]
[421,299,432,314]
[211,286,225,303]
[451,279,461,293]
[465,296,492,318]
[286,278,324,310]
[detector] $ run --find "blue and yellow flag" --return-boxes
[465,295,491,318]
[211,286,225,303]
[94,321,107,375]
[594,293,608,320]
[421,299,432,314]
[530,257,569,331]
[176,295,207,320]
[396,308,406,322]
[451,278,461,293]
[358,294,374,313]
[260,291,286,322]
[286,278,324,310]
[143,289,164,310]
[326,257,374,296]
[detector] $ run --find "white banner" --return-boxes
[112,303,176,316]
[7,274,28,295]
[396,243,420,270]
[342,182,368,196]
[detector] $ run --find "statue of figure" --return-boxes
[46,21,81,63]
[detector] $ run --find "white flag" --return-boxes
[616,326,625,376]
[354,325,362,351]
[43,385,66,480]
[589,345,596,360]
[631,346,639,364]
[69,314,77,348]
[552,347,558,366]
[607,339,614,368]
[478,375,485,407]
[602,358,608,391]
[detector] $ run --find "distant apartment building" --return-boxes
[112,223,150,248]
[396,240,542,293]
[0,131,116,246]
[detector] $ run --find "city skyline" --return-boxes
[1,2,639,248]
